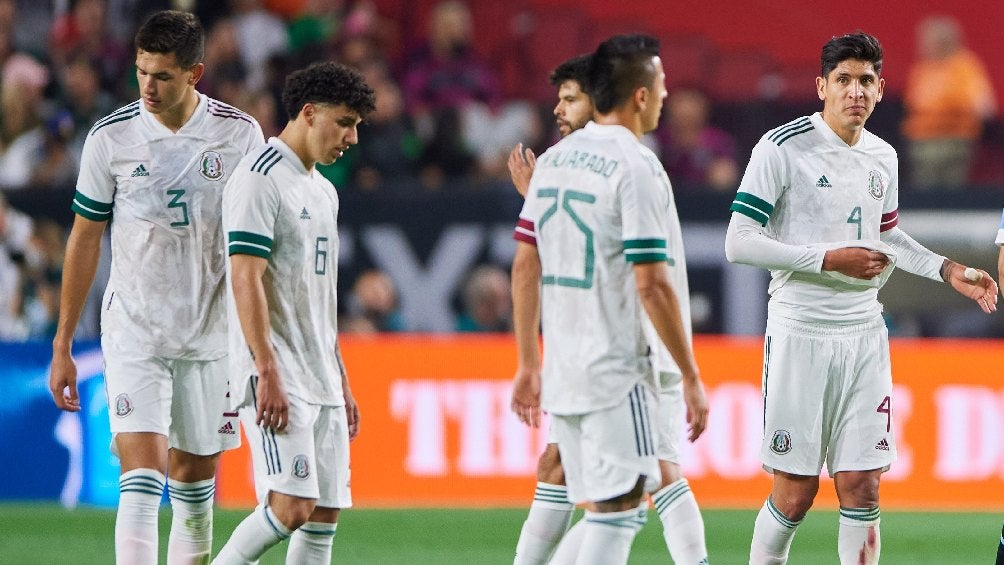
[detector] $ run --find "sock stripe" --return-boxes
[839,506,881,522]
[262,506,292,540]
[168,485,216,504]
[766,497,799,529]
[120,486,167,496]
[653,480,691,514]
[299,524,337,537]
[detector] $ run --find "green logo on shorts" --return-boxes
[292,454,310,479]
[770,430,792,454]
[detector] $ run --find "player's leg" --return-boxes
[214,392,321,563]
[105,354,173,564]
[286,403,352,564]
[552,383,659,565]
[828,319,894,565]
[167,359,238,564]
[514,442,573,564]
[996,524,1004,564]
[751,318,831,564]
[650,376,708,564]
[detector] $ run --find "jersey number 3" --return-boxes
[167,189,190,227]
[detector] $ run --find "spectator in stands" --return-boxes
[0,192,32,339]
[29,110,78,189]
[229,0,289,90]
[55,54,117,160]
[456,264,511,332]
[200,17,248,103]
[20,218,65,338]
[0,53,50,190]
[658,86,739,192]
[342,269,406,333]
[49,0,128,95]
[902,16,996,190]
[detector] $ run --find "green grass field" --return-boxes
[0,504,998,563]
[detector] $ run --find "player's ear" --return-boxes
[189,63,205,86]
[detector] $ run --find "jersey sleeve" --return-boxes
[71,132,115,222]
[729,137,788,226]
[996,208,1004,246]
[223,166,280,258]
[242,118,266,154]
[619,152,669,263]
[880,156,900,233]
[513,185,540,246]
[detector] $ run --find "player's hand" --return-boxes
[510,366,542,428]
[822,247,890,280]
[255,371,290,432]
[49,348,80,412]
[507,143,536,198]
[343,387,360,440]
[682,376,709,442]
[947,263,998,314]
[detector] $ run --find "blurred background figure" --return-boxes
[0,192,32,339]
[0,53,50,190]
[55,54,117,160]
[48,0,128,96]
[901,15,996,191]
[343,268,406,333]
[657,86,739,193]
[228,0,289,91]
[456,264,511,332]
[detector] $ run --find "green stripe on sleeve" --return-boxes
[623,238,667,250]
[228,231,273,248]
[228,231,273,257]
[228,243,271,258]
[71,190,112,221]
[730,192,773,225]
[625,251,669,263]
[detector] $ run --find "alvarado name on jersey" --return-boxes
[538,148,619,178]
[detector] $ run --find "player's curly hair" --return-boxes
[549,54,593,92]
[821,31,883,78]
[589,34,661,114]
[134,10,204,69]
[281,61,377,121]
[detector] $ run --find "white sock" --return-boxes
[116,468,165,564]
[167,477,215,565]
[286,521,337,565]
[573,508,644,565]
[548,517,588,565]
[653,479,709,564]
[212,504,291,564]
[838,507,880,565]
[750,497,802,565]
[514,482,574,564]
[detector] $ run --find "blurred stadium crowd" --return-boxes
[1,0,1002,341]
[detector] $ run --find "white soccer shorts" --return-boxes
[551,382,661,504]
[239,378,352,509]
[103,352,240,456]
[760,314,897,476]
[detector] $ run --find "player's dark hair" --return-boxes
[821,31,883,78]
[281,61,377,121]
[589,34,661,114]
[549,54,593,92]
[134,10,204,68]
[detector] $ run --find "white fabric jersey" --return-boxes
[996,207,1004,246]
[73,94,263,359]
[514,122,670,415]
[224,138,345,407]
[729,112,900,324]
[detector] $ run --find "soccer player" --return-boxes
[211,61,374,565]
[510,54,710,565]
[724,32,998,565]
[48,10,263,564]
[511,34,708,565]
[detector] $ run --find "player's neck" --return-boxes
[153,89,200,133]
[277,124,315,171]
[593,110,643,139]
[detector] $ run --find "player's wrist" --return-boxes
[940,259,957,282]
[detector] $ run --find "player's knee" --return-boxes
[269,496,317,530]
[834,471,881,508]
[772,492,814,521]
[536,445,564,484]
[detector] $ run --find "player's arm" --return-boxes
[510,241,542,428]
[507,143,536,198]
[633,261,708,441]
[49,215,106,412]
[335,344,359,440]
[230,253,290,430]
[882,226,997,313]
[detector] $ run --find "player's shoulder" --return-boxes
[204,96,260,131]
[861,128,898,159]
[234,142,285,176]
[762,115,817,149]
[87,100,142,138]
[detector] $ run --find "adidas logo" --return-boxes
[875,438,890,451]
[815,175,832,188]
[218,421,236,435]
[300,207,311,220]
[131,164,149,177]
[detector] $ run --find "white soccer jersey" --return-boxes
[73,94,263,359]
[729,112,899,323]
[514,122,671,415]
[224,138,345,407]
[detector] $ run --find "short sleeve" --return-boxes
[223,166,279,258]
[71,133,116,221]
[620,153,669,264]
[730,137,787,226]
[880,161,899,233]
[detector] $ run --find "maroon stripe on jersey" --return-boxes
[513,217,536,245]
[880,210,898,232]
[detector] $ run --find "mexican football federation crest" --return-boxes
[867,170,885,200]
[114,393,133,417]
[199,151,225,181]
[292,454,311,479]
[770,429,792,454]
